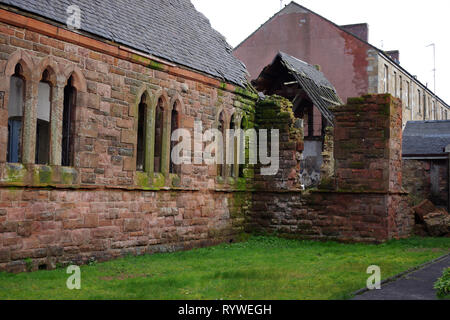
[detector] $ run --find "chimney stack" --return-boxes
[340,23,369,42]
[386,50,400,64]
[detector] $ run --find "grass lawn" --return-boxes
[0,236,449,300]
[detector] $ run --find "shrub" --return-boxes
[434,268,450,298]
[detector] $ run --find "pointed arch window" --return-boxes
[217,111,226,177]
[136,93,148,172]
[230,114,237,178]
[35,69,52,165]
[7,64,25,163]
[62,76,77,167]
[154,98,164,173]
[170,102,180,174]
[239,117,247,178]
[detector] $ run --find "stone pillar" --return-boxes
[319,126,335,189]
[331,94,403,193]
[22,80,38,165]
[254,96,303,191]
[50,84,64,166]
[0,75,9,164]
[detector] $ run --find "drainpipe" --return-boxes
[446,144,450,213]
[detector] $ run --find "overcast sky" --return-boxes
[191,0,449,103]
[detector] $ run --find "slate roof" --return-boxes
[255,52,342,124]
[1,0,249,87]
[403,121,450,157]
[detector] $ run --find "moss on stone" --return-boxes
[4,163,26,184]
[234,86,258,100]
[347,97,366,105]
[152,173,165,188]
[170,174,181,188]
[61,168,77,185]
[379,103,391,116]
[349,162,365,169]
[148,59,160,70]
[137,171,150,188]
[216,176,225,185]
[40,167,52,184]
[318,177,335,191]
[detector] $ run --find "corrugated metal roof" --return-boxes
[403,121,450,157]
[0,0,249,87]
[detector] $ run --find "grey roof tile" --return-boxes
[1,0,248,86]
[403,121,450,156]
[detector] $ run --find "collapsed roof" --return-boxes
[403,121,450,158]
[253,52,343,124]
[0,0,249,87]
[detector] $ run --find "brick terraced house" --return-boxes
[234,1,450,129]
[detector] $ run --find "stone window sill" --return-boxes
[0,163,78,187]
[215,176,252,192]
[0,163,194,191]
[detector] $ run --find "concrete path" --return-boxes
[353,255,450,300]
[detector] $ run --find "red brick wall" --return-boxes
[233,5,370,103]
[340,24,369,42]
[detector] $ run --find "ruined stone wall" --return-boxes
[333,94,403,193]
[0,17,256,272]
[250,94,414,242]
[402,159,448,207]
[253,96,302,191]
[249,191,409,243]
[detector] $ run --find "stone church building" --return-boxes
[0,0,260,272]
[0,0,427,272]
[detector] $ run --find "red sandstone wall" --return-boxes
[402,159,448,207]
[0,16,255,272]
[333,95,403,193]
[233,5,370,103]
[250,192,387,243]
[250,94,414,242]
[0,19,247,189]
[0,188,247,272]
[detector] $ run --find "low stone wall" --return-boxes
[249,191,413,243]
[0,188,250,273]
